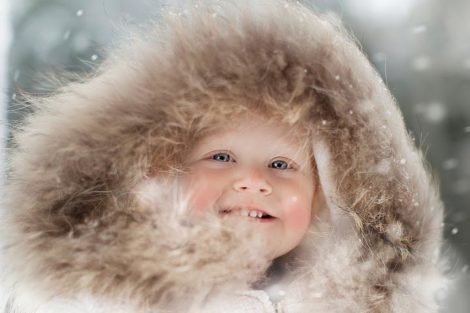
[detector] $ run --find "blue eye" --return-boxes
[212,152,233,162]
[270,160,290,170]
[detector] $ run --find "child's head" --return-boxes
[178,112,319,260]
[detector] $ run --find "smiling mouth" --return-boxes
[219,207,276,221]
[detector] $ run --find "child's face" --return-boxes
[180,116,315,259]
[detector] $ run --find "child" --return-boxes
[1,1,446,312]
[179,113,319,261]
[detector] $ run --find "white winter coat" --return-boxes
[1,1,446,312]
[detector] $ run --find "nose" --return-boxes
[232,169,272,195]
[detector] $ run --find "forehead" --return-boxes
[195,115,310,155]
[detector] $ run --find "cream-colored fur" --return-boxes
[1,1,446,312]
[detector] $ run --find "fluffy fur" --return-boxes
[1,1,446,312]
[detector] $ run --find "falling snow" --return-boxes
[464,58,470,69]
[412,56,431,71]
[414,102,447,123]
[443,158,458,170]
[76,9,84,17]
[412,25,427,34]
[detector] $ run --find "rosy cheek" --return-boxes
[189,189,218,215]
[283,195,311,229]
[181,171,221,215]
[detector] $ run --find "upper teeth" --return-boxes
[224,208,266,218]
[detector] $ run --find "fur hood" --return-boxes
[1,1,445,312]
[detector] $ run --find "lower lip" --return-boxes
[249,217,276,224]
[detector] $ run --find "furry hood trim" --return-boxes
[2,1,445,312]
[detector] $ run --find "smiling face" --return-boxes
[179,115,316,259]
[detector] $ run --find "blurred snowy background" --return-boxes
[0,0,469,311]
